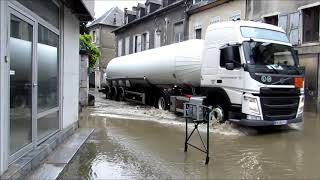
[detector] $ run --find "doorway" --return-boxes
[9,9,35,159]
[8,2,60,163]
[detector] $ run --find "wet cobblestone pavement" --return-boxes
[59,92,320,179]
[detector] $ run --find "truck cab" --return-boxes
[201,21,304,126]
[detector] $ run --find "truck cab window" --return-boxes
[220,46,241,69]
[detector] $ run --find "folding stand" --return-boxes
[184,103,212,165]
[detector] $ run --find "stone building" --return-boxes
[0,0,93,176]
[187,0,246,40]
[113,0,188,57]
[246,0,320,110]
[87,7,124,88]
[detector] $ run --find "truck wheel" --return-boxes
[210,105,226,123]
[157,96,167,110]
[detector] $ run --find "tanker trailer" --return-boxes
[105,21,305,127]
[106,39,204,109]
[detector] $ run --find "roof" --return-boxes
[113,0,184,33]
[187,0,231,15]
[88,7,124,27]
[61,0,94,21]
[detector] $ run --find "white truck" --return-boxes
[105,21,305,126]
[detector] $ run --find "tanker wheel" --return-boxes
[118,88,125,101]
[111,87,118,101]
[105,87,112,99]
[157,94,169,110]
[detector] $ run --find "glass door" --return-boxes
[9,11,35,157]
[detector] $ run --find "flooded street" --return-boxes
[60,92,320,179]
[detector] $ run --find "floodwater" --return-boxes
[60,92,320,179]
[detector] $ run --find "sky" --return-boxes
[94,0,145,18]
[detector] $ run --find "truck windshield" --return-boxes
[243,41,299,74]
[241,27,289,43]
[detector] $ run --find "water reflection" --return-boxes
[60,93,320,179]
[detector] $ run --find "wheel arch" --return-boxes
[203,87,231,107]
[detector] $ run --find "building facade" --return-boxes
[246,0,320,110]
[113,0,188,57]
[0,0,93,175]
[187,0,246,40]
[88,7,124,88]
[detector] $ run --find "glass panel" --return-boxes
[16,0,59,28]
[37,111,59,140]
[37,24,59,113]
[9,15,33,155]
[241,26,290,43]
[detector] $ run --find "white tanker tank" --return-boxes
[106,39,204,87]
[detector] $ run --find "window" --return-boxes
[220,46,241,68]
[147,5,150,14]
[229,10,241,21]
[241,27,289,43]
[118,39,123,56]
[142,33,147,51]
[211,16,220,24]
[302,6,320,43]
[174,22,184,43]
[37,24,59,138]
[92,31,96,43]
[17,0,60,28]
[133,35,142,53]
[134,35,138,53]
[264,15,278,26]
[141,32,149,51]
[154,30,161,48]
[125,37,130,55]
[195,28,202,39]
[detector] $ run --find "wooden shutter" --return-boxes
[289,12,300,45]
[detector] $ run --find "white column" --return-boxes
[0,0,9,175]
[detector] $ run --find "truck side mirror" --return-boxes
[222,46,236,62]
[225,62,235,70]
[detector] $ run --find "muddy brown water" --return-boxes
[59,93,320,179]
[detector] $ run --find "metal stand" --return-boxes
[184,103,212,165]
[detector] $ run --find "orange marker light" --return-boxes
[294,77,304,89]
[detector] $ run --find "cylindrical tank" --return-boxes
[106,39,204,87]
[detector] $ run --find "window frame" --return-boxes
[301,5,320,43]
[92,30,96,43]
[195,28,202,39]
[211,16,220,24]
[263,15,279,26]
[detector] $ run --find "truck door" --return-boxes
[216,46,243,104]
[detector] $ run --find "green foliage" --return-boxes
[80,33,100,68]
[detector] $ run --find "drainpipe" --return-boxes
[184,0,189,41]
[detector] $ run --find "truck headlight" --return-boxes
[243,96,260,115]
[297,95,304,117]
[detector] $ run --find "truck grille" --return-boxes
[260,96,299,121]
